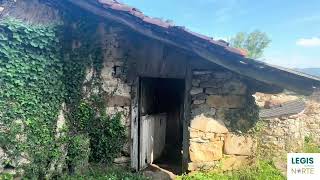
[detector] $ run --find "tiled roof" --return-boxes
[96,0,247,56]
[259,100,306,118]
[65,0,320,95]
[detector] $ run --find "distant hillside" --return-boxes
[296,68,320,77]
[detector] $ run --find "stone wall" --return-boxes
[256,93,320,158]
[258,116,305,157]
[187,69,257,171]
[98,25,132,165]
[187,79,320,172]
[303,102,320,143]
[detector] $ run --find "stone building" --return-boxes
[1,0,320,175]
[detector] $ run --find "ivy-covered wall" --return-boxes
[0,18,66,178]
[0,6,127,179]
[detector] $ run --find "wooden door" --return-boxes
[139,114,166,170]
[131,77,139,170]
[138,78,167,170]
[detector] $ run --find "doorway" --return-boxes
[138,77,185,174]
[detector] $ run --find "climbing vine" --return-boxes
[61,10,126,167]
[0,18,65,178]
[0,11,126,178]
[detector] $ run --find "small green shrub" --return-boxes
[178,160,285,180]
[0,173,14,180]
[67,134,91,174]
[89,113,126,163]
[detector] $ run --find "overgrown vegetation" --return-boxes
[178,160,284,180]
[0,14,126,179]
[0,165,147,180]
[62,10,126,166]
[303,136,320,153]
[89,113,126,163]
[62,165,147,180]
[0,18,65,178]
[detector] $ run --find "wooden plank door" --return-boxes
[131,77,139,170]
[139,78,154,170]
[140,114,167,170]
[139,115,153,169]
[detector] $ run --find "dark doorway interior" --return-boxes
[139,77,185,174]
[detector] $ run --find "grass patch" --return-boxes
[0,173,14,180]
[177,160,285,180]
[62,165,148,180]
[303,137,320,153]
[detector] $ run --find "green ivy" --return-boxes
[89,113,126,163]
[0,12,127,178]
[67,134,91,174]
[0,18,65,178]
[72,101,95,133]
[61,12,126,166]
[0,173,14,180]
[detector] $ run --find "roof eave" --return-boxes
[66,0,320,95]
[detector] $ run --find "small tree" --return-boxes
[230,30,271,59]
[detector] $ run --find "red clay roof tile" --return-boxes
[95,0,244,56]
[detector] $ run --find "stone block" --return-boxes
[114,156,130,164]
[196,74,212,82]
[101,66,114,80]
[200,80,223,88]
[192,93,207,100]
[143,170,172,180]
[189,141,223,162]
[222,80,247,95]
[193,100,205,105]
[189,128,203,139]
[192,79,201,87]
[207,95,246,108]
[190,114,228,133]
[221,155,252,171]
[189,128,222,142]
[190,137,210,143]
[190,88,203,95]
[191,104,216,117]
[205,88,220,95]
[193,71,212,75]
[188,162,217,171]
[0,148,6,169]
[224,134,255,156]
[84,67,94,83]
[212,72,233,79]
[107,95,131,106]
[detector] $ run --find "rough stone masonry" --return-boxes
[187,69,256,171]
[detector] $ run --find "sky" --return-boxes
[121,0,320,68]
